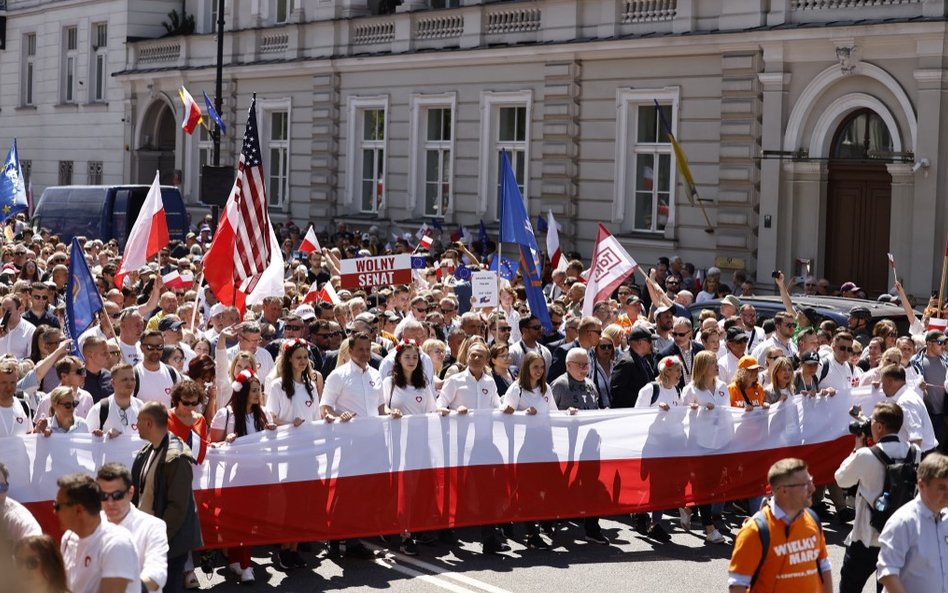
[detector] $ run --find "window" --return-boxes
[87,161,103,185]
[276,0,293,23]
[346,96,388,213]
[59,161,73,185]
[267,111,289,207]
[22,33,36,106]
[409,94,457,218]
[478,91,532,219]
[92,23,108,102]
[614,87,680,235]
[63,26,78,103]
[207,0,220,33]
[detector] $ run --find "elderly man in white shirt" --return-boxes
[877,452,948,593]
[96,463,168,592]
[835,401,917,593]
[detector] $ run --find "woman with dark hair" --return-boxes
[161,345,186,374]
[382,339,439,556]
[168,380,209,464]
[18,260,39,283]
[489,343,515,395]
[13,534,69,593]
[209,369,275,583]
[502,351,556,415]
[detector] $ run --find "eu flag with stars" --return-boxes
[65,238,104,358]
[497,149,553,332]
[488,254,519,281]
[203,91,227,135]
[0,139,28,224]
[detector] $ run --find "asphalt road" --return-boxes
[184,512,874,593]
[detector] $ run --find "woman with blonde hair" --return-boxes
[764,357,795,404]
[33,386,88,435]
[635,356,683,410]
[334,339,351,369]
[215,325,259,409]
[421,339,447,390]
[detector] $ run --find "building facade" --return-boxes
[2,0,946,298]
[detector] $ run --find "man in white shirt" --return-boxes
[56,473,140,593]
[0,360,31,437]
[96,463,168,592]
[33,356,95,420]
[881,364,939,454]
[134,330,179,407]
[86,364,143,437]
[117,308,145,366]
[835,401,916,593]
[0,294,35,360]
[226,322,274,380]
[816,331,857,395]
[0,461,41,543]
[877,453,948,593]
[718,327,748,385]
[751,311,798,364]
[737,303,765,352]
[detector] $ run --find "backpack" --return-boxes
[817,357,853,385]
[133,365,179,398]
[650,381,682,406]
[750,507,824,589]
[867,444,919,532]
[14,390,33,423]
[97,396,113,429]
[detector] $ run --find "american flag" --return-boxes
[232,98,271,293]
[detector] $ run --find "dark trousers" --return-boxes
[839,540,881,593]
[163,553,188,593]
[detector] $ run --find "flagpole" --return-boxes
[190,274,205,332]
[938,236,948,316]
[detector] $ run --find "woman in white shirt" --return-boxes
[33,386,89,436]
[501,351,557,550]
[383,340,439,556]
[209,369,275,584]
[680,351,727,544]
[266,339,323,571]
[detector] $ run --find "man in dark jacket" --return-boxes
[133,401,203,593]
[610,327,656,408]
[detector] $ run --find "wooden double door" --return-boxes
[824,162,892,296]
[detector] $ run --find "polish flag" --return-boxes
[162,270,194,290]
[546,210,567,273]
[303,281,340,305]
[419,234,434,250]
[115,172,169,288]
[582,224,637,318]
[887,252,896,268]
[178,86,203,135]
[298,225,321,254]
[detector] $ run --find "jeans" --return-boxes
[163,553,188,593]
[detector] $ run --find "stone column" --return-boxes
[911,68,945,295]
[782,161,827,277]
[757,67,791,282]
[886,162,915,290]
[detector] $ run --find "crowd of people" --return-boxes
[1,213,947,593]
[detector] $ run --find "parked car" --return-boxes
[32,185,188,248]
[687,295,916,336]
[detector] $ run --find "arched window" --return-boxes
[830,109,893,159]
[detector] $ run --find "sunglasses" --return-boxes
[598,344,615,350]
[32,294,48,300]
[142,343,164,351]
[835,345,854,353]
[284,325,303,331]
[52,501,76,512]
[672,331,691,337]
[14,556,40,571]
[100,489,128,502]
[497,327,511,332]
[179,399,200,407]
[58,401,78,410]
[440,308,456,314]
[73,368,86,376]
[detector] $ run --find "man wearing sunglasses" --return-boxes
[751,311,799,365]
[33,356,94,420]
[56,473,139,593]
[23,281,60,330]
[97,463,169,593]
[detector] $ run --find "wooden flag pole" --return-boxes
[697,198,715,235]
[938,246,948,317]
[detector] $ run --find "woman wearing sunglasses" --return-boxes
[33,386,89,436]
[168,380,209,465]
[13,535,69,593]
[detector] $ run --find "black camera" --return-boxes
[848,404,872,439]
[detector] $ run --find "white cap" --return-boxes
[294,304,316,320]
[209,303,226,318]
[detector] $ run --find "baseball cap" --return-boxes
[840,281,861,293]
[925,330,947,343]
[738,355,761,370]
[720,295,741,309]
[294,304,316,321]
[158,316,184,332]
[628,327,653,341]
[799,351,820,365]
[706,267,721,277]
[726,326,750,343]
[654,303,674,316]
[209,303,226,318]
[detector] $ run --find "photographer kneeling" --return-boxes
[834,401,919,593]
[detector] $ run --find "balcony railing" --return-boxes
[791,0,919,9]
[416,14,464,40]
[352,19,396,45]
[136,39,181,65]
[622,0,677,23]
[485,6,542,34]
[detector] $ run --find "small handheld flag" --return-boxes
[203,91,227,135]
[454,263,471,281]
[298,225,321,254]
[419,234,434,250]
[0,139,28,223]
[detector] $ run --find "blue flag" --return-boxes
[0,140,28,224]
[453,263,471,281]
[488,254,519,281]
[65,238,104,358]
[497,149,553,332]
[536,214,548,234]
[203,91,227,135]
[410,255,427,269]
[431,217,443,232]
[478,220,489,255]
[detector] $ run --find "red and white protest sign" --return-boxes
[339,254,412,290]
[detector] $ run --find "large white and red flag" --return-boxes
[581,224,637,317]
[114,171,169,288]
[203,97,271,312]
[546,210,567,273]
[298,225,321,254]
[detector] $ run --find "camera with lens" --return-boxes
[848,404,872,440]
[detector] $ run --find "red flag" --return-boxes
[115,171,168,288]
[419,234,434,250]
[303,281,339,305]
[203,98,271,311]
[298,225,321,254]
[178,87,203,135]
[887,252,896,268]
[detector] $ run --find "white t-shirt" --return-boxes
[266,379,320,425]
[119,340,143,366]
[682,379,729,407]
[61,520,140,593]
[0,318,35,360]
[502,383,558,414]
[85,396,143,434]
[382,377,437,415]
[211,405,272,436]
[816,356,857,394]
[112,506,169,590]
[1,497,41,540]
[133,363,177,407]
[0,398,31,437]
[634,382,682,408]
[321,361,384,417]
[378,350,435,386]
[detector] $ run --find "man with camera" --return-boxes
[834,401,918,593]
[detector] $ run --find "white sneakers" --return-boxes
[228,563,255,583]
[706,528,725,544]
[678,507,692,530]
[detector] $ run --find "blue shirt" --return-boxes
[877,495,948,593]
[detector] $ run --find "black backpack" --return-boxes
[650,381,682,405]
[868,444,918,532]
